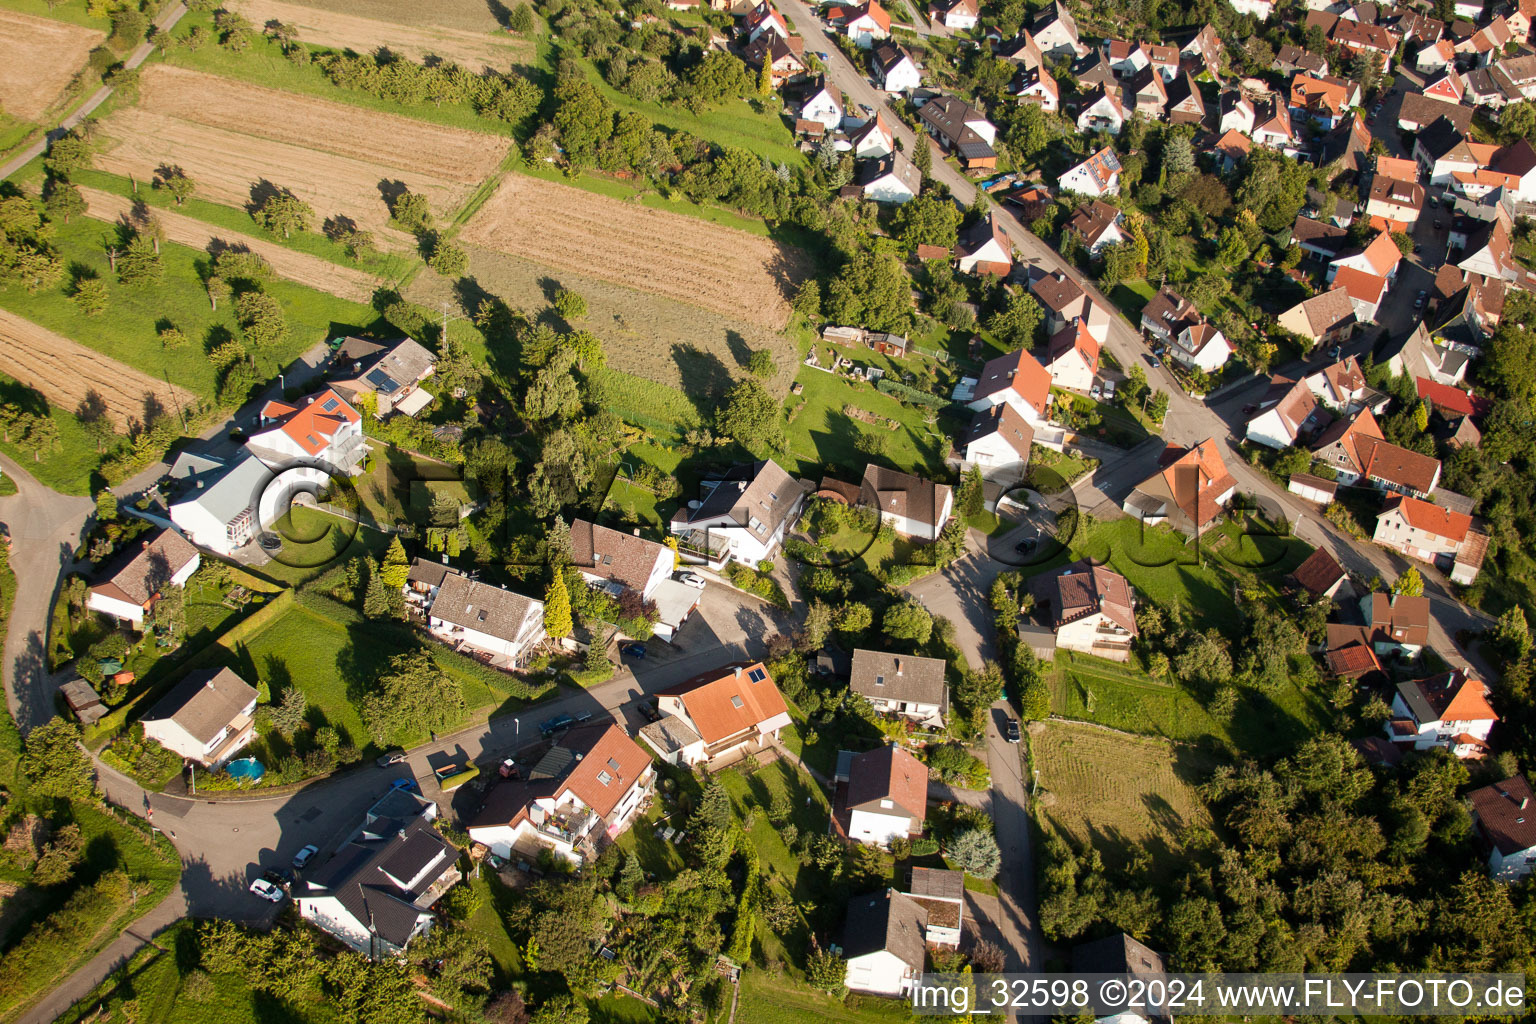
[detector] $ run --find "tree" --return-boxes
[218,360,259,406]
[235,290,286,347]
[716,378,784,456]
[1391,230,1414,255]
[253,190,313,238]
[554,288,587,320]
[18,415,60,462]
[757,58,774,96]
[747,348,776,379]
[883,600,933,645]
[1122,364,1148,407]
[32,823,86,886]
[42,180,85,224]
[948,826,1002,878]
[269,687,309,737]
[1163,133,1195,180]
[508,3,535,31]
[544,570,573,638]
[155,166,196,205]
[379,536,411,589]
[822,251,913,333]
[430,241,468,277]
[19,719,94,799]
[531,994,589,1024]
[71,277,108,316]
[1490,605,1532,661]
[986,289,1043,348]
[206,275,230,311]
[159,324,187,349]
[1215,225,1250,268]
[1393,566,1424,597]
[958,464,985,520]
[95,489,118,522]
[835,601,872,633]
[116,234,162,286]
[361,649,466,743]
[805,949,847,991]
[525,362,582,421]
[1147,390,1169,423]
[894,192,962,252]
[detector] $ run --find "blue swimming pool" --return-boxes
[225,757,265,782]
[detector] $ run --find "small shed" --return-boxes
[869,332,908,357]
[1287,472,1338,505]
[823,325,865,346]
[1017,621,1058,661]
[59,679,107,725]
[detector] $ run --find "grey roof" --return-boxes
[1072,932,1167,975]
[406,557,452,589]
[919,95,997,159]
[173,454,272,526]
[908,866,964,901]
[166,450,224,484]
[842,889,928,969]
[142,667,257,744]
[640,714,702,755]
[336,336,436,393]
[855,151,922,196]
[299,817,456,947]
[861,465,952,530]
[849,649,948,711]
[429,571,543,644]
[674,460,804,540]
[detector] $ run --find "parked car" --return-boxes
[264,868,294,891]
[619,641,648,659]
[1146,354,1161,368]
[1102,379,1116,398]
[638,701,662,722]
[249,877,285,903]
[389,777,420,794]
[540,713,576,735]
[1005,718,1021,743]
[375,749,407,768]
[292,844,319,870]
[676,571,706,589]
[574,710,594,723]
[1014,537,1036,555]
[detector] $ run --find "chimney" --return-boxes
[633,528,641,536]
[895,658,903,675]
[735,665,744,678]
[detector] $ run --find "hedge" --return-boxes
[876,378,946,409]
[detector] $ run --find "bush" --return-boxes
[948,827,1001,878]
[876,377,945,408]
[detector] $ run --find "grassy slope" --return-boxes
[783,366,953,480]
[0,373,102,494]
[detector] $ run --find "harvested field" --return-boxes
[230,0,530,70]
[95,67,509,242]
[77,187,380,303]
[0,10,105,120]
[276,0,506,33]
[1032,720,1214,876]
[408,244,798,420]
[460,174,804,329]
[0,309,198,428]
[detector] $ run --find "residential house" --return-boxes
[1417,37,1457,72]
[1326,230,1401,286]
[1325,623,1386,681]
[1181,23,1222,74]
[468,723,654,863]
[1165,71,1206,124]
[1072,934,1170,1020]
[1277,44,1330,76]
[1245,375,1331,450]
[1309,10,1398,69]
[1057,146,1122,197]
[1373,494,1488,583]
[1012,65,1059,111]
[1387,668,1498,756]
[1313,409,1443,496]
[1292,215,1350,262]
[745,0,789,42]
[968,346,1053,424]
[1399,91,1474,131]
[1122,440,1237,537]
[1289,73,1354,128]
[1139,285,1199,346]
[1124,66,1169,119]
[841,890,928,996]
[1065,200,1125,254]
[1169,320,1234,373]
[874,43,921,92]
[1075,85,1127,132]
[1364,174,1425,232]
[1251,97,1299,152]
[1424,68,1468,104]
[996,30,1044,68]
[1031,0,1087,58]
[850,649,948,726]
[1331,265,1392,322]
[1105,39,1151,78]
[1277,289,1358,348]
[1043,317,1100,391]
[1305,355,1389,415]
[1381,322,1471,385]
[955,214,1012,274]
[248,388,365,478]
[1146,42,1180,80]
[1363,591,1431,658]
[1416,376,1493,421]
[904,867,964,947]
[1415,116,1499,184]
[419,566,546,667]
[327,336,437,417]
[744,33,807,87]
[1031,559,1138,660]
[959,402,1034,482]
[1291,546,1356,601]
[1469,776,1536,880]
[569,518,673,601]
[862,465,954,540]
[919,95,998,169]
[845,745,929,846]
[831,0,892,47]
[295,790,459,958]
[643,662,792,766]
[1030,270,1086,330]
[1468,14,1514,63]
[168,453,274,556]
[669,459,805,569]
[800,80,843,130]
[855,151,921,204]
[1213,128,1252,173]
[87,529,200,628]
[1451,218,1516,281]
[141,667,258,768]
[851,110,895,158]
[927,0,978,30]
[1218,90,1256,135]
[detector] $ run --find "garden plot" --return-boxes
[230,0,531,70]
[0,10,104,120]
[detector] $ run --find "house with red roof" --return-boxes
[1042,317,1099,392]
[1122,439,1237,536]
[955,214,1012,275]
[1311,409,1442,497]
[1327,230,1401,287]
[1029,558,1138,660]
[1415,378,1492,420]
[248,388,365,473]
[1372,494,1487,583]
[1363,591,1430,657]
[1387,669,1497,757]
[1324,623,1385,681]
[644,662,791,767]
[1057,146,1121,197]
[967,347,1052,425]
[845,746,929,847]
[467,723,655,864]
[827,0,891,47]
[1469,776,1536,880]
[1330,265,1391,322]
[745,0,789,43]
[1245,374,1331,450]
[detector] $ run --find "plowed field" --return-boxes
[0,309,198,428]
[230,0,529,70]
[459,174,803,328]
[0,10,104,120]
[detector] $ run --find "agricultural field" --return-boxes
[1031,720,1215,876]
[0,9,103,120]
[94,67,510,245]
[272,0,508,32]
[228,0,531,70]
[77,187,381,302]
[0,308,197,428]
[459,173,805,328]
[409,242,798,414]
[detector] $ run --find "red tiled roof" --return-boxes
[847,745,929,823]
[657,662,788,745]
[258,389,360,457]
[975,347,1051,414]
[1382,494,1471,542]
[1291,546,1347,596]
[1330,266,1389,306]
[560,724,653,818]
[1415,377,1492,418]
[1158,439,1236,528]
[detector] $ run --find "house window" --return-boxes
[598,770,612,785]
[875,675,885,686]
[731,695,744,709]
[608,757,622,772]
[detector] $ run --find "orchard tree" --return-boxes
[155,165,196,205]
[747,347,776,379]
[553,288,587,320]
[391,190,434,233]
[508,3,535,31]
[19,719,94,799]
[894,192,962,252]
[235,290,286,347]
[42,180,85,224]
[254,189,314,238]
[71,277,108,316]
[206,274,230,311]
[716,378,784,456]
[429,241,469,277]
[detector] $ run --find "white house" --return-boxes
[1244,375,1329,450]
[842,890,928,996]
[1075,86,1127,133]
[1012,65,1059,111]
[87,529,200,628]
[669,459,804,569]
[248,388,365,474]
[855,152,920,204]
[1470,777,1536,880]
[328,336,437,417]
[468,723,654,864]
[569,518,673,600]
[417,566,546,667]
[800,82,843,130]
[1169,321,1233,373]
[1030,559,1137,661]
[874,43,921,93]
[168,454,274,556]
[642,662,791,766]
[1031,0,1087,58]
[1304,355,1389,415]
[928,0,978,30]
[829,0,891,47]
[954,214,1012,274]
[140,667,258,768]
[745,0,789,42]
[1057,147,1121,197]
[968,347,1053,424]
[851,111,895,158]
[1386,669,1498,757]
[960,402,1033,483]
[850,649,947,727]
[1372,495,1487,584]
[1043,317,1099,391]
[861,465,953,541]
[845,745,928,847]
[1326,231,1402,286]
[295,790,459,959]
[1218,91,1256,135]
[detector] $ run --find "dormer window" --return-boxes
[598,770,612,785]
[731,695,744,708]
[875,675,886,686]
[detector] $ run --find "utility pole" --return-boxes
[440,301,464,345]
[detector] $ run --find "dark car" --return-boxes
[638,701,662,722]
[1146,354,1161,368]
[540,713,576,736]
[619,641,647,659]
[1014,537,1036,555]
[264,867,295,890]
[1005,719,1021,743]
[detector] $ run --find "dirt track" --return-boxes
[0,308,198,428]
[78,187,380,303]
[230,0,530,70]
[0,10,105,120]
[460,174,801,328]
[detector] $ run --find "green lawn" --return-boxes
[256,507,393,587]
[0,375,102,494]
[783,367,953,480]
[588,367,707,443]
[715,759,830,887]
[0,216,381,403]
[1108,278,1156,317]
[351,446,474,527]
[736,971,914,1024]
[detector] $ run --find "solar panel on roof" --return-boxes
[322,397,339,411]
[365,368,401,394]
[748,667,767,683]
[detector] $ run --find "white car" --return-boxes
[677,572,706,590]
[1090,384,1102,398]
[249,878,285,903]
[1103,379,1116,398]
